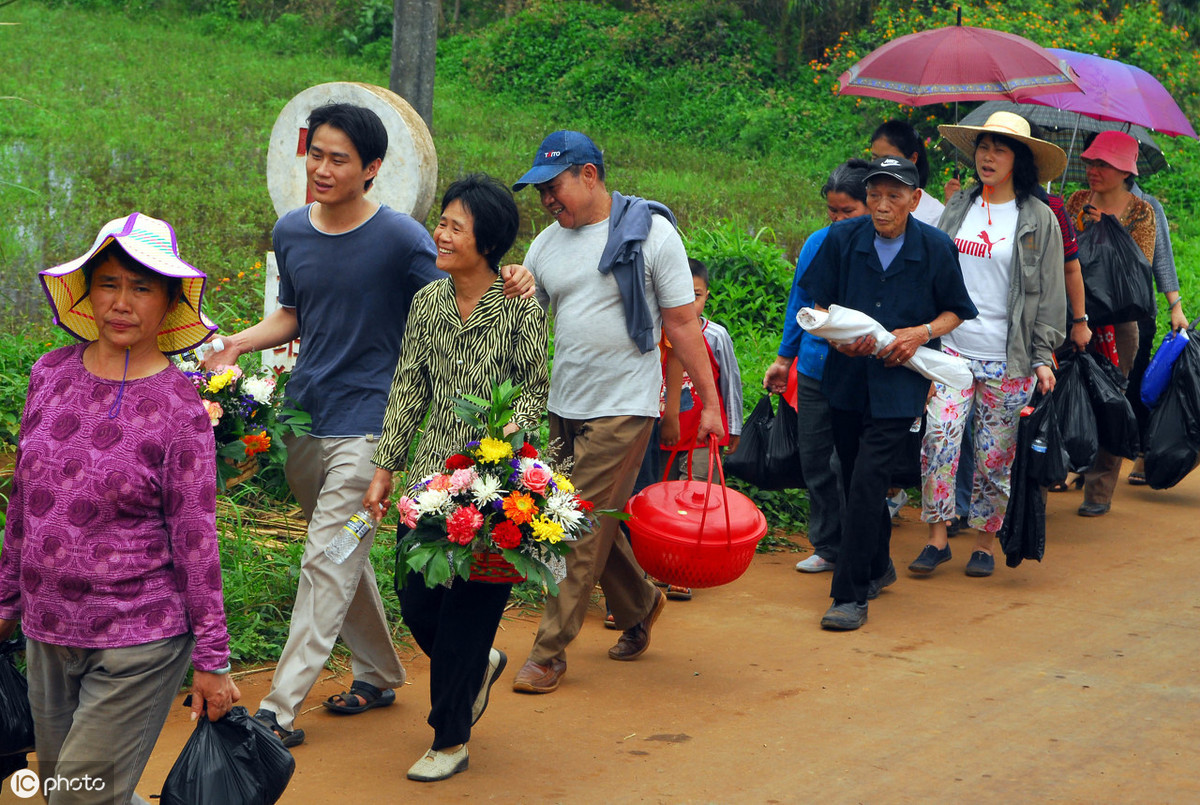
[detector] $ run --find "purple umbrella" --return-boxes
[1027,49,1197,139]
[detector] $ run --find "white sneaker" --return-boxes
[887,489,909,518]
[407,745,469,782]
[470,648,507,725]
[795,554,835,573]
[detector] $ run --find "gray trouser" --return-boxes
[795,373,843,561]
[259,434,406,729]
[26,634,193,805]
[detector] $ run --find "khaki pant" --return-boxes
[1084,321,1140,506]
[26,634,193,805]
[529,415,659,664]
[259,434,406,729]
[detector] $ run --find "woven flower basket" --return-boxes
[223,457,259,490]
[468,550,525,584]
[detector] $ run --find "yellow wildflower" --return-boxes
[531,516,564,544]
[207,369,236,393]
[476,437,513,463]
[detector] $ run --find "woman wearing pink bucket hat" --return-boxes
[0,213,238,804]
[1066,131,1161,516]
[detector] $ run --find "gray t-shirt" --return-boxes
[527,215,693,419]
[274,204,442,436]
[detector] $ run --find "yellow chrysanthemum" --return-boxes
[206,369,236,393]
[476,437,514,463]
[553,473,574,494]
[530,516,564,544]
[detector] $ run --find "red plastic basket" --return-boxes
[468,551,526,584]
[625,438,767,588]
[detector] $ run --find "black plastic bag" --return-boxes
[1078,351,1139,459]
[1144,332,1200,490]
[0,638,34,758]
[1051,355,1099,472]
[160,705,295,805]
[1075,212,1155,327]
[998,392,1053,567]
[724,395,804,490]
[764,397,806,490]
[1026,392,1070,488]
[724,395,771,488]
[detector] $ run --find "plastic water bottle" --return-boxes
[190,338,225,361]
[1031,437,1048,455]
[325,509,375,564]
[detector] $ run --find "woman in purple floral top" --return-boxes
[0,214,239,805]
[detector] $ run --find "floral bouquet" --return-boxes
[396,380,592,593]
[176,359,311,487]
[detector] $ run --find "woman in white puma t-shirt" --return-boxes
[908,112,1067,579]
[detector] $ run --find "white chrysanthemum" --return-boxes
[470,474,504,506]
[416,488,451,515]
[545,491,585,531]
[242,375,276,405]
[518,457,547,473]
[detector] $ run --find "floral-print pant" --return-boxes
[921,352,1035,533]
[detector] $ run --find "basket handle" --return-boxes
[694,434,733,551]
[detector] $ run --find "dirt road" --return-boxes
[131,466,1199,803]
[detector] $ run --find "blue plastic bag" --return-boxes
[1142,330,1190,409]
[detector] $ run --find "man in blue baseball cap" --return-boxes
[507,131,725,693]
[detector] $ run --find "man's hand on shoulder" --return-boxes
[500,264,536,299]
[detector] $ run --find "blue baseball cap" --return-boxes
[512,130,604,191]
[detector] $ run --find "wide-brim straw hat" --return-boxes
[39,212,217,355]
[939,111,1068,184]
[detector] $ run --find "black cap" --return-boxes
[864,156,919,188]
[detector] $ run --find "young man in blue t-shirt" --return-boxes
[204,103,531,744]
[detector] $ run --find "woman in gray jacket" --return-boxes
[908,112,1067,578]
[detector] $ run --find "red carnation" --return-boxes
[577,497,595,513]
[517,442,539,459]
[445,453,475,471]
[491,520,523,550]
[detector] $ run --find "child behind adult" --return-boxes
[662,259,743,467]
[657,259,744,599]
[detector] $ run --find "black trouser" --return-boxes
[1125,315,1157,448]
[398,571,512,749]
[829,408,913,605]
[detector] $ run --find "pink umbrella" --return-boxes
[838,17,1081,107]
[1025,49,1198,139]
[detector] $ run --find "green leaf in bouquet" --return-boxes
[279,408,312,437]
[218,441,249,461]
[425,548,452,587]
[450,380,524,440]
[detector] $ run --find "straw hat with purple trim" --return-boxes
[939,111,1068,184]
[39,212,217,355]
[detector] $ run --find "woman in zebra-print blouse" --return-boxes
[363,173,547,783]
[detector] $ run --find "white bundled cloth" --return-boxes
[797,305,973,389]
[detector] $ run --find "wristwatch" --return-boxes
[1071,314,1089,324]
